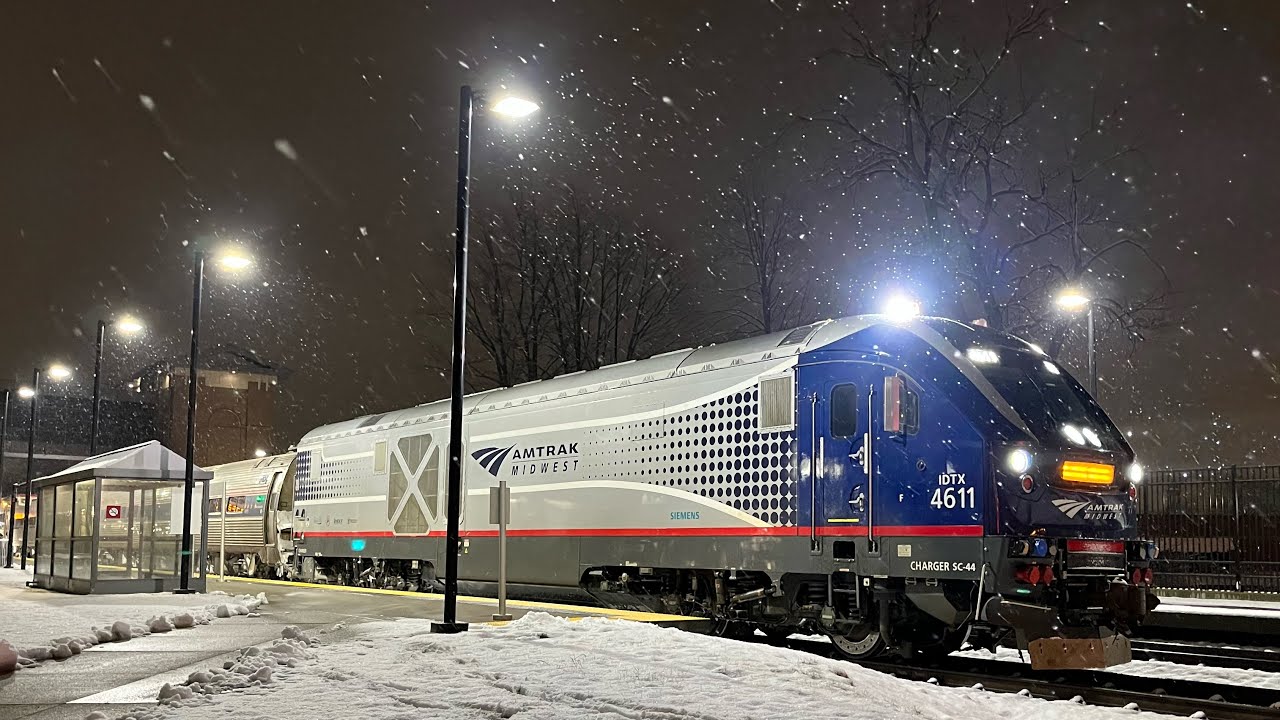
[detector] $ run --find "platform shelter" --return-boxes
[29,441,211,594]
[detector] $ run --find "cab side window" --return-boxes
[884,375,921,436]
[831,383,859,437]
[900,384,920,435]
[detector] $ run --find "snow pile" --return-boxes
[0,567,266,673]
[94,613,1177,720]
[154,626,317,706]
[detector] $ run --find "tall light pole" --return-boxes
[19,364,71,570]
[431,87,538,635]
[1,388,11,567]
[90,316,144,455]
[178,249,251,593]
[1055,289,1096,396]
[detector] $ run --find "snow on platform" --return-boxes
[1155,594,1280,618]
[108,613,1186,720]
[0,566,264,674]
[958,645,1280,690]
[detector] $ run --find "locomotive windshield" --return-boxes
[918,318,1128,452]
[975,350,1127,452]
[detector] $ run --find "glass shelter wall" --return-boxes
[31,474,207,594]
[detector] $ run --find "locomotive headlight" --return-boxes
[1061,424,1087,446]
[1005,448,1034,475]
[1081,427,1103,448]
[967,347,1000,365]
[1126,462,1144,484]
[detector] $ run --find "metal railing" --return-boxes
[1138,465,1280,592]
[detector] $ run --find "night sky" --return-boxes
[1,2,1278,468]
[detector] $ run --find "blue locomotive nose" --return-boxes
[994,446,1140,539]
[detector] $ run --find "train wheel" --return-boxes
[829,624,886,661]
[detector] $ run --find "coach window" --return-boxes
[831,383,859,437]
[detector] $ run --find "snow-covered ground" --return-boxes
[98,613,1198,720]
[1156,595,1280,618]
[956,645,1280,690]
[0,566,264,674]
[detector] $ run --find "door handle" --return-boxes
[849,445,865,466]
[849,490,866,512]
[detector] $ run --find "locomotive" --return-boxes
[206,315,1158,669]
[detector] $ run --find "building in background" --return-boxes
[1,347,282,534]
[136,346,280,467]
[0,394,158,538]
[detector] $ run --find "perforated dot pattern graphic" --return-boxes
[295,451,364,501]
[584,384,797,526]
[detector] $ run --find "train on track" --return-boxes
[204,315,1159,669]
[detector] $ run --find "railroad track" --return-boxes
[1132,639,1280,673]
[780,637,1280,720]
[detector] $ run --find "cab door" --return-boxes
[871,371,986,538]
[797,361,877,552]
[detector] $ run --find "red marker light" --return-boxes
[1021,475,1035,493]
[1128,485,1138,501]
[1041,566,1055,586]
[1142,568,1154,585]
[1131,568,1144,586]
[1067,539,1125,554]
[1015,564,1044,585]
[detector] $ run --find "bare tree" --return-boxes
[461,187,688,387]
[467,192,552,387]
[802,0,1170,345]
[712,166,819,335]
[544,188,687,373]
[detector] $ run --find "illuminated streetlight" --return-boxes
[16,364,71,569]
[116,316,145,334]
[1055,289,1091,311]
[1054,288,1097,397]
[91,316,147,454]
[490,96,540,118]
[881,294,921,322]
[178,247,255,593]
[16,387,34,400]
[434,86,541,636]
[218,252,253,271]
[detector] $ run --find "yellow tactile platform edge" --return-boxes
[214,575,703,624]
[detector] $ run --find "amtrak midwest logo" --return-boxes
[1052,498,1124,521]
[472,442,580,477]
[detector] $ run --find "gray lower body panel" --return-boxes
[294,533,986,586]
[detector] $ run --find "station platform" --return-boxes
[0,574,707,720]
[209,576,711,629]
[1140,593,1280,642]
